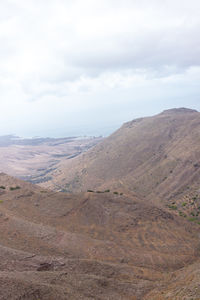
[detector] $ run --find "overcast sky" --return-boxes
[0,0,200,137]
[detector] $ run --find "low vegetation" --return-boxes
[10,186,21,191]
[168,204,177,210]
[87,189,122,195]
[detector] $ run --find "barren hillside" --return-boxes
[42,108,200,219]
[0,173,200,299]
[1,108,200,299]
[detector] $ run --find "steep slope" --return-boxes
[43,108,200,217]
[0,173,200,299]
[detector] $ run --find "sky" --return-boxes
[0,0,200,137]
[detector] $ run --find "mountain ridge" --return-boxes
[1,108,200,299]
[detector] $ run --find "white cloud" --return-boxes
[0,0,200,136]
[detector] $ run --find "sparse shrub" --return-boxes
[188,218,200,224]
[168,205,177,210]
[0,186,5,189]
[104,189,110,193]
[96,191,103,193]
[60,189,68,192]
[0,200,3,203]
[120,193,123,195]
[179,211,187,217]
[182,202,187,207]
[188,217,198,222]
[193,163,199,168]
[87,190,94,193]
[10,186,21,191]
[113,191,119,195]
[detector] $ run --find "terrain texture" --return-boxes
[0,108,200,299]
[0,173,200,299]
[44,108,200,223]
[0,135,102,185]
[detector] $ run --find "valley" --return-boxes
[0,108,200,299]
[0,135,102,186]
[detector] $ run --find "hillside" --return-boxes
[41,108,200,221]
[1,108,200,299]
[0,172,200,299]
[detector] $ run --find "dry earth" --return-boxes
[43,108,200,223]
[0,173,200,299]
[1,108,200,299]
[0,135,102,185]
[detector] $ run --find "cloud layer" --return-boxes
[0,0,200,136]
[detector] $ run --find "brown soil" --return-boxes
[1,108,200,299]
[0,173,200,299]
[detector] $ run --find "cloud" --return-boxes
[0,0,200,136]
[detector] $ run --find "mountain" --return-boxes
[1,108,200,299]
[0,172,200,299]
[41,108,200,220]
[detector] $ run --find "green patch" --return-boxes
[10,186,21,191]
[188,217,198,222]
[168,205,177,210]
[104,189,110,193]
[87,190,94,193]
[0,200,3,203]
[0,186,5,189]
[181,202,187,207]
[179,211,186,217]
[113,191,119,195]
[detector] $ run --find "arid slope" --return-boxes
[0,173,200,299]
[43,108,200,216]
